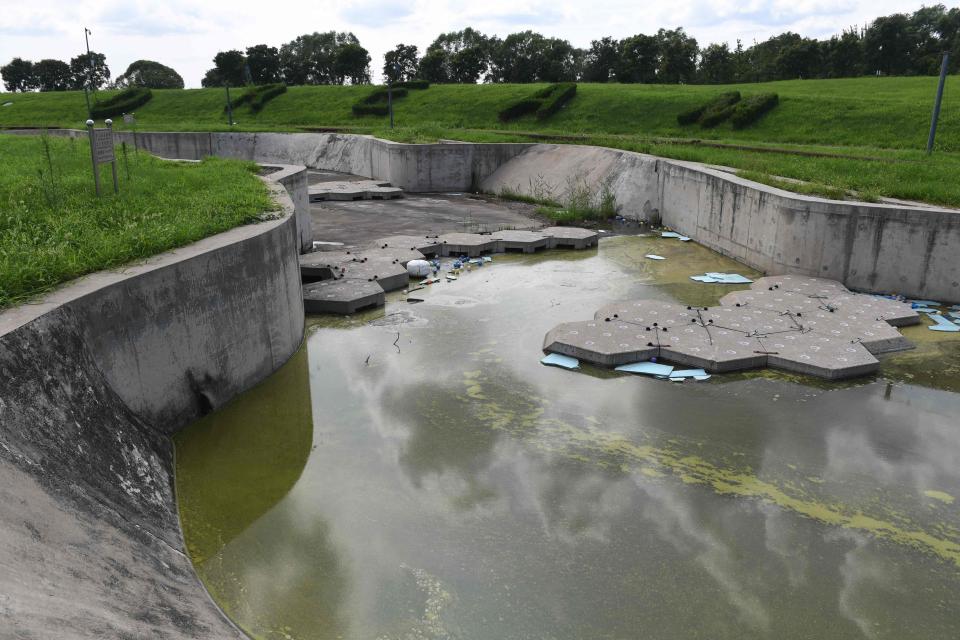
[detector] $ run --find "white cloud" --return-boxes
[0,0,950,87]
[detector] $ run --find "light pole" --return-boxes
[224,83,234,126]
[84,28,95,105]
[83,27,93,118]
[387,62,401,129]
[926,52,950,155]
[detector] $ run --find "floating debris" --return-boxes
[541,353,580,370]
[928,314,960,332]
[668,368,712,381]
[615,361,674,377]
[690,272,754,284]
[645,254,666,260]
[660,231,691,241]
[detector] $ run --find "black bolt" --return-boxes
[605,317,611,322]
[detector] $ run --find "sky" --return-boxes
[1,0,955,87]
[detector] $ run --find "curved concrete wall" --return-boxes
[480,144,960,303]
[0,175,305,637]
[16,129,957,299]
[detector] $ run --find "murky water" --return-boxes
[176,236,960,640]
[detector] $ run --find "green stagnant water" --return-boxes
[176,235,960,640]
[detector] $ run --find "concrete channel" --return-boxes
[0,129,958,637]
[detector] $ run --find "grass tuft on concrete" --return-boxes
[0,134,274,310]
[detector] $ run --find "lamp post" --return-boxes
[387,62,401,129]
[926,52,949,155]
[224,83,234,126]
[84,28,95,108]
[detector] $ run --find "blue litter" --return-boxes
[541,353,581,369]
[669,369,711,381]
[949,312,960,320]
[928,314,960,332]
[661,231,681,238]
[645,254,666,260]
[615,361,674,376]
[482,256,493,263]
[910,300,941,308]
[690,273,753,284]
[915,307,939,315]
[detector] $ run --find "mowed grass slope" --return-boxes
[2,78,956,150]
[2,78,960,207]
[0,134,274,309]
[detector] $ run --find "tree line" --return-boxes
[1,55,184,92]
[4,4,959,92]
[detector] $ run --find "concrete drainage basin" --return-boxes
[176,235,960,640]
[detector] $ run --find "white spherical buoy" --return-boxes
[406,259,431,277]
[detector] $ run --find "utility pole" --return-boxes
[387,63,401,129]
[927,52,949,155]
[84,28,95,107]
[225,84,234,126]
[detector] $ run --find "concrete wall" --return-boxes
[0,175,304,638]
[481,144,960,302]
[16,129,958,300]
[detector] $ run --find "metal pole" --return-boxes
[927,52,949,155]
[83,86,91,119]
[84,28,95,104]
[86,119,101,196]
[106,119,119,194]
[388,78,393,129]
[225,84,234,126]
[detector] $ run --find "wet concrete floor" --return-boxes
[308,171,542,245]
[176,234,960,640]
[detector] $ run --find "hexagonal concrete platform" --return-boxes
[543,275,922,379]
[300,227,600,315]
[308,180,404,202]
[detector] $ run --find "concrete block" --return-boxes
[303,279,385,314]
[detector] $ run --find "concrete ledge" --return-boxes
[0,175,304,638]
[481,144,960,302]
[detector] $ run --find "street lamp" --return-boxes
[387,62,401,129]
[83,27,93,118]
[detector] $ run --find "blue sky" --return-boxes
[1,0,953,87]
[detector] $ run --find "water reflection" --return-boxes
[177,236,960,640]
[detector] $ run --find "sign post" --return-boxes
[86,118,119,196]
[926,52,950,155]
[123,112,138,152]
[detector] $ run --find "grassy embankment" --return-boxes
[0,134,274,309]
[1,77,958,207]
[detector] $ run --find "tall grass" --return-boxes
[0,134,274,309]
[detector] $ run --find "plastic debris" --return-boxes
[690,273,754,284]
[482,256,493,263]
[910,300,941,308]
[645,254,666,260]
[541,353,580,369]
[407,259,432,277]
[421,276,441,285]
[949,312,960,320]
[668,369,712,381]
[928,314,960,332]
[615,361,674,376]
[661,231,681,238]
[445,274,457,281]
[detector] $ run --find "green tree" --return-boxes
[69,51,109,90]
[115,60,184,89]
[422,28,490,83]
[776,38,822,79]
[656,28,698,83]
[698,43,735,83]
[0,58,36,92]
[333,42,371,84]
[33,59,71,91]
[582,36,619,82]
[245,45,281,84]
[616,34,659,83]
[207,50,246,86]
[823,29,864,78]
[278,32,362,85]
[864,14,915,75]
[417,49,449,83]
[383,44,419,82]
